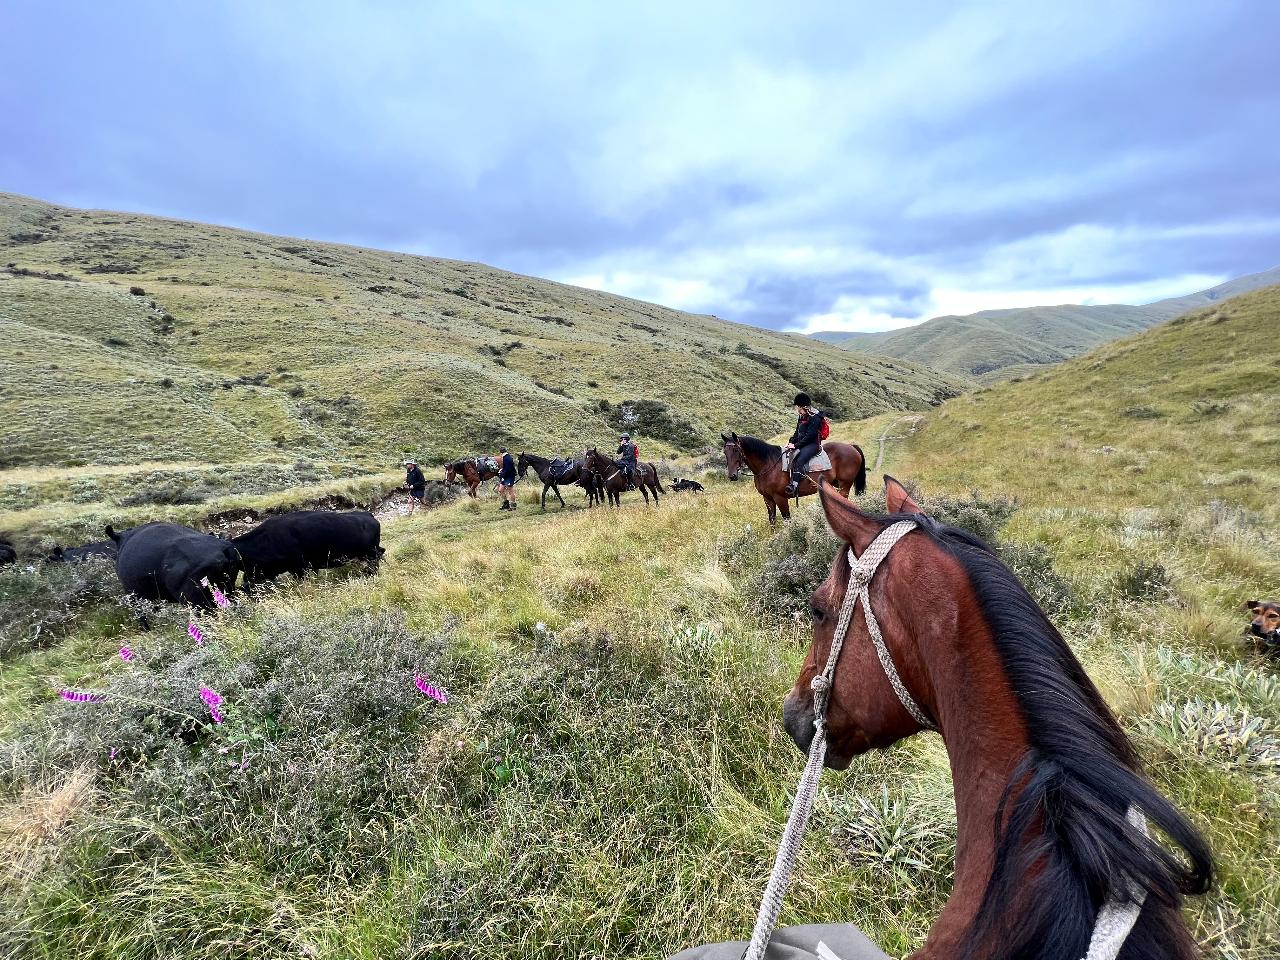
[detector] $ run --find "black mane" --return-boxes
[736,434,781,462]
[881,511,1212,960]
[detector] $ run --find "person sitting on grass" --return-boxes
[403,458,427,514]
[497,446,518,511]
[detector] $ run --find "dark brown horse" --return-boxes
[583,448,665,506]
[444,457,500,498]
[781,478,1211,960]
[517,452,604,509]
[722,432,866,525]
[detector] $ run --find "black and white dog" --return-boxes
[669,477,705,493]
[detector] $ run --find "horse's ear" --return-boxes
[731,431,739,441]
[820,480,881,553]
[721,432,729,443]
[884,475,922,515]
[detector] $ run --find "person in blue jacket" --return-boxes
[497,446,519,511]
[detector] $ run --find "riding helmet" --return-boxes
[793,393,811,407]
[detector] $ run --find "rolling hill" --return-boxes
[812,266,1280,381]
[0,192,961,476]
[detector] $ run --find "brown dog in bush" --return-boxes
[1244,599,1280,657]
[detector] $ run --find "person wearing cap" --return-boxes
[403,458,427,514]
[497,446,518,511]
[784,393,827,497]
[616,432,639,490]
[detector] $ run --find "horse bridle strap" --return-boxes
[824,520,935,730]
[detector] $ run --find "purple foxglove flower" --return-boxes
[188,621,205,645]
[119,645,135,661]
[58,689,104,703]
[413,674,449,704]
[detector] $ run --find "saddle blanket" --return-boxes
[781,447,832,473]
[669,923,888,960]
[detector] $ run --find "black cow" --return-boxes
[0,539,16,566]
[108,522,240,608]
[232,510,383,584]
[48,539,119,564]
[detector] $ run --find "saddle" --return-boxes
[548,458,569,481]
[780,445,832,474]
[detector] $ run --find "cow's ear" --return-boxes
[884,475,923,515]
[106,525,120,542]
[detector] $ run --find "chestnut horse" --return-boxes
[779,478,1211,960]
[722,432,866,525]
[444,457,500,498]
[583,448,665,506]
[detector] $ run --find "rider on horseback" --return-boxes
[617,433,639,490]
[784,393,827,497]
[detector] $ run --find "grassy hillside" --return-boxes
[818,266,1280,381]
[0,193,959,477]
[1,284,1276,958]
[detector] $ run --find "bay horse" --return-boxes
[777,478,1212,960]
[517,452,604,509]
[583,448,665,507]
[722,431,866,525]
[444,457,500,498]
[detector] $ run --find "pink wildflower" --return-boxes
[188,621,205,645]
[413,674,449,704]
[199,686,224,724]
[119,645,135,661]
[200,577,232,608]
[58,689,104,703]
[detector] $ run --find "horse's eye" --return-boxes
[810,605,827,624]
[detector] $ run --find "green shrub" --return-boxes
[1111,560,1172,601]
[605,399,701,449]
[0,557,123,658]
[2,610,456,883]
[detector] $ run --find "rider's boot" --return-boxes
[784,471,801,497]
[500,501,510,511]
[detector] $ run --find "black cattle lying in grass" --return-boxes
[669,477,705,493]
[231,510,383,585]
[48,539,119,564]
[108,522,240,609]
[0,539,15,566]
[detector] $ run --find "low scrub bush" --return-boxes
[0,558,122,658]
[2,610,457,883]
[605,399,702,450]
[1111,560,1172,602]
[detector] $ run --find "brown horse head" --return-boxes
[444,462,458,484]
[783,476,1211,960]
[721,432,745,481]
[782,477,940,768]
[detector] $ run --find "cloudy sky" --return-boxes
[3,1,1277,333]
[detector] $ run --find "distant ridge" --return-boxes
[812,265,1280,380]
[0,192,963,471]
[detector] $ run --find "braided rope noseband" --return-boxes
[742,518,1147,960]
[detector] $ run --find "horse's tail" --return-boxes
[652,465,665,493]
[852,444,867,496]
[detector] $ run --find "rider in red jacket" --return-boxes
[784,393,827,496]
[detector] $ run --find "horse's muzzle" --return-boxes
[782,690,815,755]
